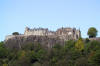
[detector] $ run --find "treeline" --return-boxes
[0,38,100,66]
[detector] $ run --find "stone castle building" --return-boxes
[5,27,81,41]
[56,27,81,40]
[24,27,55,36]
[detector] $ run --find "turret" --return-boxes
[24,27,30,35]
[25,27,29,31]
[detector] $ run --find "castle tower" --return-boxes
[24,27,30,35]
[76,29,81,39]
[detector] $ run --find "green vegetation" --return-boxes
[87,27,98,38]
[0,39,100,66]
[12,32,19,35]
[75,38,84,51]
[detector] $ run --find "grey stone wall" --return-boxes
[4,35,64,49]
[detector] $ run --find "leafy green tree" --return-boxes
[36,49,46,62]
[75,38,84,51]
[12,32,19,35]
[85,40,100,53]
[0,42,8,58]
[87,27,98,38]
[28,51,38,63]
[12,50,31,66]
[52,44,65,58]
[64,40,75,52]
[75,57,89,66]
[85,38,90,43]
[89,50,100,66]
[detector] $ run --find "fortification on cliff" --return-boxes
[5,27,81,49]
[5,27,81,41]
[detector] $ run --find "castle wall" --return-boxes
[5,27,81,41]
[5,35,16,41]
[24,27,55,36]
[24,30,46,36]
[5,35,26,41]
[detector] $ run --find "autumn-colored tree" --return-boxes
[3,64,8,66]
[75,38,84,51]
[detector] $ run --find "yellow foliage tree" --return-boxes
[3,64,8,66]
[18,50,26,60]
[75,38,84,51]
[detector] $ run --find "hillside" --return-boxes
[1,38,100,66]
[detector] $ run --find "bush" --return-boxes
[12,32,19,35]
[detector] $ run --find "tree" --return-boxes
[12,32,19,35]
[85,38,90,43]
[87,27,98,38]
[75,38,84,51]
[75,57,89,66]
[3,64,8,66]
[64,40,75,51]
[12,50,31,66]
[0,42,8,58]
[89,50,100,66]
[85,40,100,54]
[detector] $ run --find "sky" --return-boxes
[0,0,100,41]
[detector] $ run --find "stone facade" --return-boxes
[5,35,16,41]
[24,27,55,36]
[5,27,81,41]
[56,27,81,40]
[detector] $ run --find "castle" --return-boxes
[24,27,55,36]
[5,27,81,41]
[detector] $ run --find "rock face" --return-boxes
[4,35,64,49]
[4,27,81,49]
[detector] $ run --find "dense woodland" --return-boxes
[0,27,100,66]
[0,38,100,66]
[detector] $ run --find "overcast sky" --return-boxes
[0,0,100,41]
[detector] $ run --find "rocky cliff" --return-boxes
[4,35,65,49]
